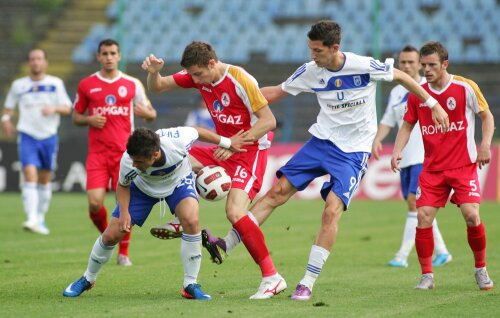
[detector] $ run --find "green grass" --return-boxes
[1,193,499,317]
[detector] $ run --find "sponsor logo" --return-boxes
[421,120,464,135]
[210,113,243,125]
[202,86,212,92]
[105,95,116,105]
[319,79,325,85]
[221,92,230,107]
[327,98,366,110]
[118,86,127,97]
[92,105,130,116]
[213,100,224,112]
[447,97,456,111]
[90,88,102,94]
[232,177,245,183]
[469,192,480,197]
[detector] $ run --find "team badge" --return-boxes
[118,86,127,97]
[446,97,456,111]
[334,79,342,88]
[212,100,224,112]
[354,76,361,86]
[105,95,117,105]
[221,93,230,107]
[416,186,421,200]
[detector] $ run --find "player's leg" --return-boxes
[172,179,211,300]
[87,188,108,232]
[35,135,57,234]
[63,218,126,297]
[431,218,452,267]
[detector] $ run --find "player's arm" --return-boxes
[245,105,276,141]
[1,108,15,138]
[393,68,449,131]
[195,126,253,153]
[260,85,289,104]
[72,110,106,129]
[142,54,180,93]
[41,104,72,116]
[134,100,157,122]
[116,183,132,233]
[476,109,495,169]
[372,124,392,160]
[391,121,415,172]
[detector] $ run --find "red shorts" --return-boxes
[86,151,122,191]
[416,164,481,208]
[189,146,268,201]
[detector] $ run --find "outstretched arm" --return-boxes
[142,54,180,93]
[260,85,289,104]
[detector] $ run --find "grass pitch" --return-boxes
[1,193,499,317]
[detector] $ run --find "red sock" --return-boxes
[119,229,132,256]
[233,215,277,277]
[415,226,434,274]
[89,206,108,233]
[467,222,486,268]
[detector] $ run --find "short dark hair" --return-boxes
[420,41,448,62]
[401,45,419,55]
[307,20,342,47]
[97,38,120,53]
[28,48,47,60]
[180,41,218,68]
[126,127,160,158]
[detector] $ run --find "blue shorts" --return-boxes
[18,132,58,170]
[277,136,369,210]
[112,173,198,226]
[400,164,423,199]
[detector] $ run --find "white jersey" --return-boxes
[4,75,71,139]
[380,77,426,168]
[118,127,198,198]
[282,52,394,153]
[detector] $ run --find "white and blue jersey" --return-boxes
[282,52,394,153]
[112,127,199,226]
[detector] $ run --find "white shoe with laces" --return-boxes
[475,267,494,290]
[150,217,183,240]
[249,273,287,299]
[415,273,435,290]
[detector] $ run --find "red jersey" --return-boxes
[73,72,149,153]
[173,65,271,150]
[404,75,489,171]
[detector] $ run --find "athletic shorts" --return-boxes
[18,132,58,170]
[400,164,423,199]
[189,146,267,201]
[416,164,481,208]
[86,151,122,191]
[112,173,198,226]
[277,136,369,210]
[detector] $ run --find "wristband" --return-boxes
[1,114,11,122]
[424,96,437,108]
[218,136,231,149]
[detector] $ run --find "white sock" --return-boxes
[84,236,115,283]
[181,233,202,287]
[432,218,449,255]
[300,245,330,291]
[37,183,52,223]
[395,211,418,260]
[22,182,38,224]
[224,228,241,255]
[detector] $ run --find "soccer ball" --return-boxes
[196,165,232,201]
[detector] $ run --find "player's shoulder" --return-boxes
[78,72,99,86]
[451,74,479,90]
[11,76,31,87]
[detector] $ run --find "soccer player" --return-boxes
[142,41,287,299]
[2,48,72,235]
[73,39,157,266]
[372,45,451,268]
[391,41,494,290]
[62,126,251,299]
[201,20,449,300]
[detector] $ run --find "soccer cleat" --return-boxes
[181,283,212,300]
[415,273,435,290]
[432,253,452,267]
[388,257,408,268]
[22,221,49,235]
[475,267,494,291]
[63,276,95,297]
[249,274,287,299]
[37,222,50,235]
[201,229,227,265]
[150,219,183,240]
[291,284,312,301]
[117,254,133,266]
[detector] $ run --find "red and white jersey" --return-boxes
[173,64,271,150]
[404,75,488,171]
[73,72,149,153]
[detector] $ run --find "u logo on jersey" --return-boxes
[212,100,224,113]
[105,95,116,105]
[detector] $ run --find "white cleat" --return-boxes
[249,274,287,299]
[150,218,183,240]
[475,267,494,291]
[415,273,435,290]
[22,221,49,235]
[117,254,133,266]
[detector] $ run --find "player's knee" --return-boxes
[101,232,120,246]
[180,216,199,233]
[266,183,289,206]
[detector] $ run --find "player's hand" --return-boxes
[431,104,449,133]
[142,54,165,74]
[214,147,235,161]
[41,106,56,116]
[476,143,491,169]
[229,129,253,153]
[390,153,402,172]
[133,101,149,118]
[88,115,107,129]
[118,211,132,233]
[371,139,382,160]
[1,120,16,139]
